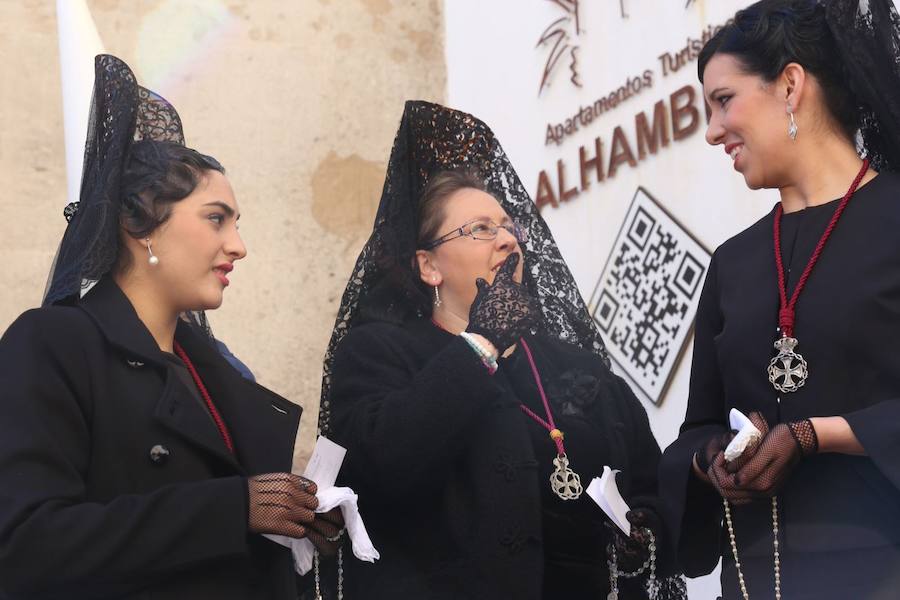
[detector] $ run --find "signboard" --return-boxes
[589,187,710,406]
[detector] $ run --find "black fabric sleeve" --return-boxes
[658,254,728,577]
[844,399,900,490]
[329,323,503,502]
[0,310,251,597]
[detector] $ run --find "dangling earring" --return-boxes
[787,104,798,140]
[146,238,159,265]
[432,276,441,307]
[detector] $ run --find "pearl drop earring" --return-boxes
[146,238,159,266]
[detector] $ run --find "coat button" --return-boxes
[149,444,170,465]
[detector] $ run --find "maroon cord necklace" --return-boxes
[431,319,582,500]
[174,342,235,453]
[766,159,869,393]
[519,338,583,500]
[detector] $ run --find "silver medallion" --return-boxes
[607,593,618,600]
[550,454,583,500]
[767,336,808,393]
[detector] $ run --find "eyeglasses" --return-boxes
[421,218,528,250]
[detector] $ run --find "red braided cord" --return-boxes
[519,338,566,456]
[773,159,869,337]
[173,342,235,454]
[429,320,567,455]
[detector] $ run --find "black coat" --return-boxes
[0,278,303,599]
[659,173,900,599]
[329,317,666,599]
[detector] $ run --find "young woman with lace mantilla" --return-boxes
[320,101,687,599]
[0,55,342,599]
[659,1,900,598]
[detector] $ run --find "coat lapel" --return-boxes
[175,324,302,475]
[78,278,242,472]
[152,366,243,472]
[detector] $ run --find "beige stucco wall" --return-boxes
[0,0,446,469]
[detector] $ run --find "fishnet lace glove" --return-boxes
[247,473,318,538]
[307,507,345,557]
[467,253,540,350]
[710,417,818,504]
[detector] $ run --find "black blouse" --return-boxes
[659,172,900,599]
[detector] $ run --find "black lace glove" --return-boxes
[466,253,540,350]
[710,416,818,504]
[605,506,661,573]
[708,412,767,504]
[307,507,345,557]
[247,473,318,538]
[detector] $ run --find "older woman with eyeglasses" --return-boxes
[319,102,685,600]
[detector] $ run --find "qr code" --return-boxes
[588,187,711,406]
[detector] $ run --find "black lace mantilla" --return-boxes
[44,55,185,306]
[825,0,900,172]
[43,55,211,336]
[318,101,610,436]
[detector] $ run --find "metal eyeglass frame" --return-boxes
[420,218,528,250]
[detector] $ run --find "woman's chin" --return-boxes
[196,290,225,311]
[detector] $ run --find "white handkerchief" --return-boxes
[266,487,380,575]
[263,436,380,575]
[586,466,631,536]
[724,408,762,462]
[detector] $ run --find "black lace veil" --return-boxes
[318,101,610,436]
[825,0,900,172]
[43,55,212,334]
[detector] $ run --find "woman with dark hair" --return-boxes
[320,101,687,599]
[659,1,900,598]
[0,55,340,599]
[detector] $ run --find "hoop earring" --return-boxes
[787,104,798,141]
[146,238,159,266]
[432,276,441,307]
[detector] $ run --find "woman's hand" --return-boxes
[306,507,345,557]
[467,253,540,350]
[693,430,736,483]
[246,473,319,538]
[606,507,660,572]
[708,414,818,504]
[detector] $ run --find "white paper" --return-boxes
[263,436,379,575]
[724,408,762,462]
[586,466,631,535]
[302,435,346,489]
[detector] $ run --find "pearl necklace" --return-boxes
[723,497,781,600]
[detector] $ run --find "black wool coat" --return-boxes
[0,278,303,599]
[329,317,666,599]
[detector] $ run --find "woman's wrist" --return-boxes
[809,416,866,455]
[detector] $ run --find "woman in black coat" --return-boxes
[319,101,686,599]
[0,55,339,599]
[658,2,900,598]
